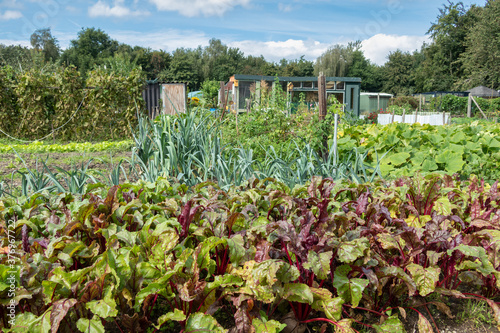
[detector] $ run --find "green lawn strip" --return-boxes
[0,140,133,154]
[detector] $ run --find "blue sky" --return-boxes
[0,0,485,65]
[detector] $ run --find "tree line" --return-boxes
[0,0,498,95]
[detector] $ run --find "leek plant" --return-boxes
[43,159,97,194]
[131,110,385,189]
[0,180,11,197]
[12,152,54,196]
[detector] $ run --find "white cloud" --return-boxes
[0,10,22,20]
[89,0,149,18]
[229,39,328,62]
[0,0,21,8]
[361,33,430,65]
[109,29,210,51]
[105,30,326,62]
[149,0,250,17]
[0,39,29,46]
[278,3,293,12]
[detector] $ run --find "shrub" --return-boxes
[390,95,419,109]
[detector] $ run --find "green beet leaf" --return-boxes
[334,319,356,333]
[156,308,186,329]
[380,266,417,296]
[333,265,369,308]
[207,274,244,290]
[282,283,314,304]
[372,314,405,333]
[252,318,287,333]
[448,244,496,276]
[338,238,369,263]
[86,289,118,319]
[406,264,440,296]
[185,312,226,332]
[227,234,246,266]
[311,296,344,321]
[76,316,106,333]
[417,313,433,333]
[303,250,333,280]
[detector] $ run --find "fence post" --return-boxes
[318,72,327,121]
[414,108,418,124]
[442,110,446,125]
[470,95,488,120]
[334,113,338,164]
[467,95,472,118]
[402,109,406,123]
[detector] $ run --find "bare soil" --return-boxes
[0,151,135,190]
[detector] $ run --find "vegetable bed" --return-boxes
[337,122,500,181]
[2,174,500,332]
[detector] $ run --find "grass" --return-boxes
[457,299,496,328]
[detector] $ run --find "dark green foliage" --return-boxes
[30,28,60,63]
[460,0,500,89]
[59,27,120,74]
[382,50,419,96]
[390,96,419,109]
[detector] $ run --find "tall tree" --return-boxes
[382,50,419,96]
[201,39,244,82]
[278,56,314,77]
[30,28,60,62]
[460,0,499,89]
[59,27,119,73]
[240,55,271,75]
[347,50,383,92]
[314,42,359,77]
[421,1,479,90]
[160,47,202,90]
[0,44,33,70]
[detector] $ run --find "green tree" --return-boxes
[201,39,244,82]
[241,55,274,75]
[59,27,119,74]
[277,56,314,77]
[460,0,500,89]
[30,28,60,62]
[420,1,480,90]
[201,80,220,108]
[347,50,383,92]
[160,47,202,90]
[314,42,359,77]
[382,50,419,96]
[0,44,34,70]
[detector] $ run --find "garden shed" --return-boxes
[466,86,500,99]
[222,74,362,116]
[360,93,393,115]
[142,81,187,118]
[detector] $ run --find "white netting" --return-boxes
[378,112,451,126]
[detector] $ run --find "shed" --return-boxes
[223,74,362,117]
[466,86,500,99]
[161,83,187,115]
[143,82,188,118]
[360,93,393,115]
[142,80,161,118]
